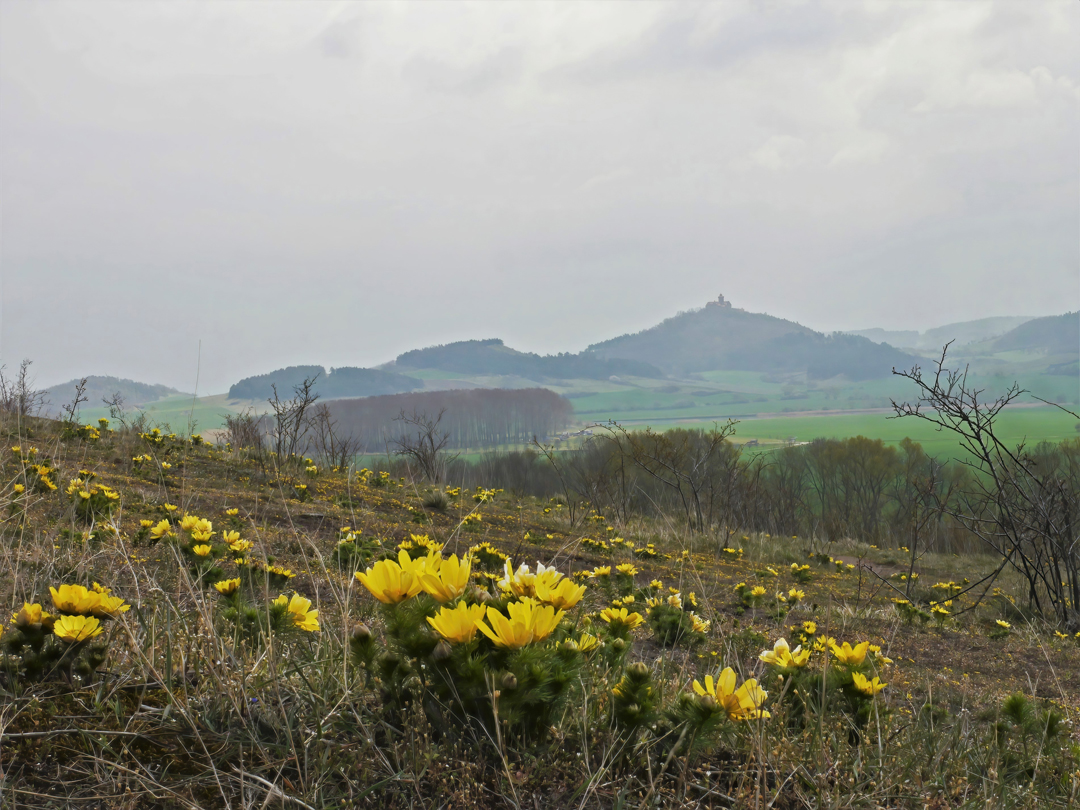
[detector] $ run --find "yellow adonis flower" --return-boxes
[599,607,644,632]
[355,550,426,604]
[13,602,53,627]
[284,594,319,632]
[693,668,770,721]
[419,553,472,603]
[230,538,253,553]
[829,640,870,666]
[760,638,811,668]
[50,584,100,615]
[149,519,172,540]
[587,566,612,579]
[139,519,154,528]
[534,577,586,610]
[163,503,178,512]
[750,585,767,597]
[996,619,1011,629]
[90,594,130,617]
[615,563,639,576]
[180,515,200,532]
[214,578,241,596]
[476,598,564,649]
[689,613,711,634]
[191,544,212,557]
[851,671,887,695]
[222,530,241,544]
[53,614,104,642]
[225,508,239,516]
[577,632,600,652]
[788,589,805,601]
[426,601,487,643]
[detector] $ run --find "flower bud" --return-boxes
[500,672,518,691]
[699,695,717,711]
[627,662,650,679]
[432,640,452,662]
[350,623,372,643]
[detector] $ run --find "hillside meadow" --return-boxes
[0,415,1078,808]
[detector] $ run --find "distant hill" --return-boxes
[585,303,918,380]
[228,366,422,401]
[395,339,664,380]
[989,312,1079,356]
[44,376,183,415]
[845,316,1036,350]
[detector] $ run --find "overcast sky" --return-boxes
[2,1,1077,393]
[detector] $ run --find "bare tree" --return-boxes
[310,403,364,469]
[892,345,1080,626]
[391,408,458,482]
[267,375,320,459]
[594,420,739,532]
[0,360,48,419]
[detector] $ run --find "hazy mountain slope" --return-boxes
[585,305,917,380]
[395,339,664,380]
[990,312,1079,355]
[845,316,1036,350]
[228,366,422,401]
[44,376,183,415]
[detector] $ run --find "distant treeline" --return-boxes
[229,366,421,401]
[396,339,664,380]
[359,432,1079,556]
[324,387,573,450]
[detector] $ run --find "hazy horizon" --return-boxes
[3,1,1078,392]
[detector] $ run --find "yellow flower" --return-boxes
[599,607,644,632]
[149,519,172,539]
[615,563,639,576]
[230,538,252,553]
[750,586,766,597]
[995,619,1011,629]
[13,602,53,627]
[851,671,887,695]
[802,620,817,635]
[760,638,811,668]
[692,668,770,721]
[285,594,320,632]
[53,614,104,642]
[90,594,130,617]
[163,503,178,512]
[534,577,586,610]
[829,641,870,666]
[13,483,25,494]
[587,566,612,578]
[139,519,153,528]
[689,613,711,633]
[225,508,239,516]
[191,544,212,557]
[577,632,600,652]
[214,578,241,596]
[355,550,426,604]
[222,530,240,544]
[50,584,100,615]
[427,601,487,643]
[476,599,564,648]
[788,589,805,601]
[419,553,472,603]
[667,593,683,609]
[180,515,200,531]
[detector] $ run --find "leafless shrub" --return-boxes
[267,375,320,460]
[0,359,48,419]
[391,408,458,482]
[309,403,364,469]
[222,408,265,452]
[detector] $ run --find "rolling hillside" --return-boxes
[586,300,919,380]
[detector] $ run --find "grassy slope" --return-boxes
[1,420,1077,806]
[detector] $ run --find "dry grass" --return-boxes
[0,416,1077,809]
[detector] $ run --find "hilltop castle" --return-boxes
[706,294,733,309]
